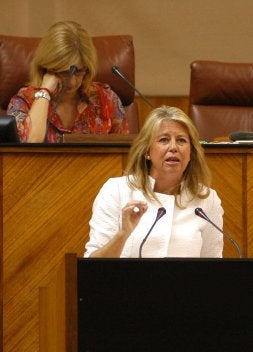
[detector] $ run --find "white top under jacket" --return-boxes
[84,176,224,258]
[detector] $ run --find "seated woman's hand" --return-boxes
[41,72,60,96]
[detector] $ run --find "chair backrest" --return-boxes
[189,60,253,141]
[0,34,139,133]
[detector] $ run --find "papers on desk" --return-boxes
[200,140,253,145]
[233,140,253,144]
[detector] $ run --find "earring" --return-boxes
[146,155,150,160]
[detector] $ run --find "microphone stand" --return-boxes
[112,66,154,108]
[195,208,243,258]
[139,221,159,258]
[139,207,166,258]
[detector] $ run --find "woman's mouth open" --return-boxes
[165,156,180,165]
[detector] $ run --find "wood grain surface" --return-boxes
[0,144,252,351]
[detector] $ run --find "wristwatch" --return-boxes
[34,90,51,101]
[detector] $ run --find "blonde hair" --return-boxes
[29,21,97,95]
[125,105,211,206]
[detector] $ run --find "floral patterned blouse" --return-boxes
[7,82,129,142]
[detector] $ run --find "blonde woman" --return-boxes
[7,21,128,142]
[84,106,224,258]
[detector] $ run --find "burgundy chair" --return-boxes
[0,34,139,133]
[189,60,253,141]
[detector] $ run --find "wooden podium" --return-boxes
[1,139,253,351]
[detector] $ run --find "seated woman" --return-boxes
[7,21,129,143]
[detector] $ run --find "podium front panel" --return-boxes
[77,258,253,352]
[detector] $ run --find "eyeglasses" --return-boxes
[47,67,88,78]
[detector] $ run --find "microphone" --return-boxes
[112,66,154,108]
[195,207,243,258]
[229,131,253,141]
[139,207,166,258]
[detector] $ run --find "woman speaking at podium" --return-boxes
[7,21,128,143]
[84,106,224,258]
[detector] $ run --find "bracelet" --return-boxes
[40,87,52,96]
[34,90,51,102]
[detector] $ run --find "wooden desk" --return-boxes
[0,141,253,352]
[204,144,253,258]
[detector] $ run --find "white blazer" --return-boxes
[84,176,224,258]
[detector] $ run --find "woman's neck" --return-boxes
[152,175,181,195]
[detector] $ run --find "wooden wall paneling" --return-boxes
[0,154,3,352]
[246,155,253,257]
[205,151,244,258]
[39,253,77,352]
[2,150,125,352]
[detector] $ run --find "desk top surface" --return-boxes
[1,133,253,153]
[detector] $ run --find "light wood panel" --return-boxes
[205,152,244,257]
[0,155,3,351]
[39,253,77,352]
[1,147,126,352]
[247,155,253,257]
